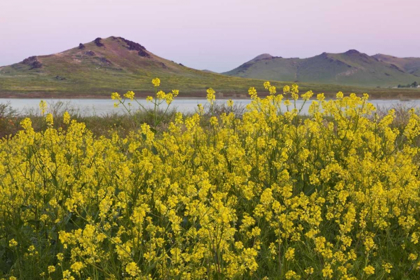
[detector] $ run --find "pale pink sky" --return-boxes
[1,0,419,72]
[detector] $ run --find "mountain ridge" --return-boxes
[1,38,420,99]
[224,50,420,87]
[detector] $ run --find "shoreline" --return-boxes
[1,88,420,101]
[1,95,420,101]
[1,86,420,101]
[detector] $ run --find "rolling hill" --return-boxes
[224,50,420,88]
[0,36,291,98]
[0,37,420,99]
[372,54,420,77]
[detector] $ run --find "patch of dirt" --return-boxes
[336,67,360,77]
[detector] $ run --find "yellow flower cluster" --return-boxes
[152,77,160,87]
[39,99,47,115]
[0,79,420,279]
[206,88,216,105]
[112,80,180,128]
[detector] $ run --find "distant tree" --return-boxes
[412,81,418,88]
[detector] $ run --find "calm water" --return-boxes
[1,98,420,116]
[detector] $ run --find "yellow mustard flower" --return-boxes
[363,265,375,275]
[152,77,160,87]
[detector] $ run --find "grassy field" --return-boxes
[1,72,420,100]
[0,82,420,279]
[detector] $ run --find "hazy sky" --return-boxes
[1,0,419,72]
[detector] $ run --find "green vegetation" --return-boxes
[1,37,420,99]
[398,81,419,88]
[224,50,420,88]
[373,54,420,77]
[0,100,247,139]
[0,36,269,97]
[1,84,420,279]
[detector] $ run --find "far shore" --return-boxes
[1,91,420,100]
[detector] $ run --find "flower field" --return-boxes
[1,80,420,280]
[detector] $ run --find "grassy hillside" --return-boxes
[224,50,420,88]
[0,37,260,97]
[373,54,420,77]
[0,36,297,98]
[0,37,420,99]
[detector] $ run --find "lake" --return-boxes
[1,98,420,116]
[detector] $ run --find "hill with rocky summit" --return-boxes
[0,36,286,97]
[224,50,420,87]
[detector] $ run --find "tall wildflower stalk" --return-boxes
[112,77,179,130]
